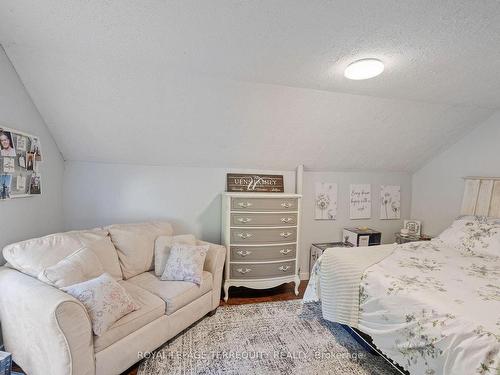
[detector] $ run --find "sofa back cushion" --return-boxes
[2,229,122,280]
[38,246,104,288]
[106,222,173,279]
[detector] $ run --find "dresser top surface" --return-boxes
[222,192,302,198]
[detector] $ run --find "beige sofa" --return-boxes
[0,222,226,375]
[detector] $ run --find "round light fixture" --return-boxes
[344,58,384,80]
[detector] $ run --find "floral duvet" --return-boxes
[358,239,500,375]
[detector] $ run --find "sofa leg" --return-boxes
[207,308,217,317]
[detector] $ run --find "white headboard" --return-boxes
[461,177,500,218]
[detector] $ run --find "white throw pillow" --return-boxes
[161,244,209,285]
[62,273,140,336]
[433,216,500,257]
[154,234,197,276]
[2,229,122,280]
[38,246,104,288]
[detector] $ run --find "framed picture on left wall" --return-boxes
[0,126,43,199]
[0,174,12,199]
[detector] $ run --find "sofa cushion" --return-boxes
[106,222,173,279]
[93,280,165,352]
[128,271,212,315]
[154,234,197,276]
[2,229,122,280]
[38,246,104,288]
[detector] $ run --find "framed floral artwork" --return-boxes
[315,182,337,220]
[380,185,401,219]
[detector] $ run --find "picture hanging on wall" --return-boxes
[314,182,338,220]
[0,126,42,200]
[380,185,401,219]
[350,184,371,219]
[0,174,12,199]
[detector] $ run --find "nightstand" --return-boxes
[343,228,381,247]
[395,233,432,244]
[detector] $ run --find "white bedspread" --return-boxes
[358,240,500,375]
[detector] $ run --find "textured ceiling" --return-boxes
[0,0,498,171]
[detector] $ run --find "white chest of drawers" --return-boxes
[221,192,302,301]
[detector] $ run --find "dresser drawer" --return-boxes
[231,197,298,211]
[231,213,297,227]
[230,261,295,279]
[230,245,296,261]
[230,228,297,244]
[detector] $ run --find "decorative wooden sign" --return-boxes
[226,173,284,193]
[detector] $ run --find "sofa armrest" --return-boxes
[198,241,226,310]
[0,267,95,375]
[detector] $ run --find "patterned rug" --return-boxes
[138,300,400,375]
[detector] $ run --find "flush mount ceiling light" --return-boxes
[344,58,384,80]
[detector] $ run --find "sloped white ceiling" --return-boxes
[0,1,498,171]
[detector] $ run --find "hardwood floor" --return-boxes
[13,281,308,375]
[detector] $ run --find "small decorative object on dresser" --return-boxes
[395,232,432,244]
[310,242,352,273]
[221,192,301,301]
[226,173,284,193]
[343,227,381,247]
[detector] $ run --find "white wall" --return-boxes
[64,162,412,279]
[63,161,295,245]
[0,46,65,263]
[300,171,411,278]
[411,111,500,236]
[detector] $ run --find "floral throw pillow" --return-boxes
[160,244,209,285]
[62,273,140,336]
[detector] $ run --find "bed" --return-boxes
[304,177,500,375]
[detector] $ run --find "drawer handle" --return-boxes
[281,201,293,208]
[279,265,291,272]
[236,268,252,274]
[280,217,293,223]
[236,250,252,257]
[237,232,252,240]
[280,248,292,255]
[237,217,252,223]
[280,232,293,238]
[238,202,253,208]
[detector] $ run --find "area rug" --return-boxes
[138,300,400,375]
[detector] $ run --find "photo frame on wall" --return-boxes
[350,184,371,219]
[0,126,43,200]
[380,185,401,219]
[314,182,338,220]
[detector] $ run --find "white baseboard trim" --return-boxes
[300,271,309,280]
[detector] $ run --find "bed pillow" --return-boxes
[434,216,500,256]
[62,273,140,336]
[154,234,197,276]
[160,244,209,285]
[38,246,104,288]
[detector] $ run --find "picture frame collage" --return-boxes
[0,126,42,200]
